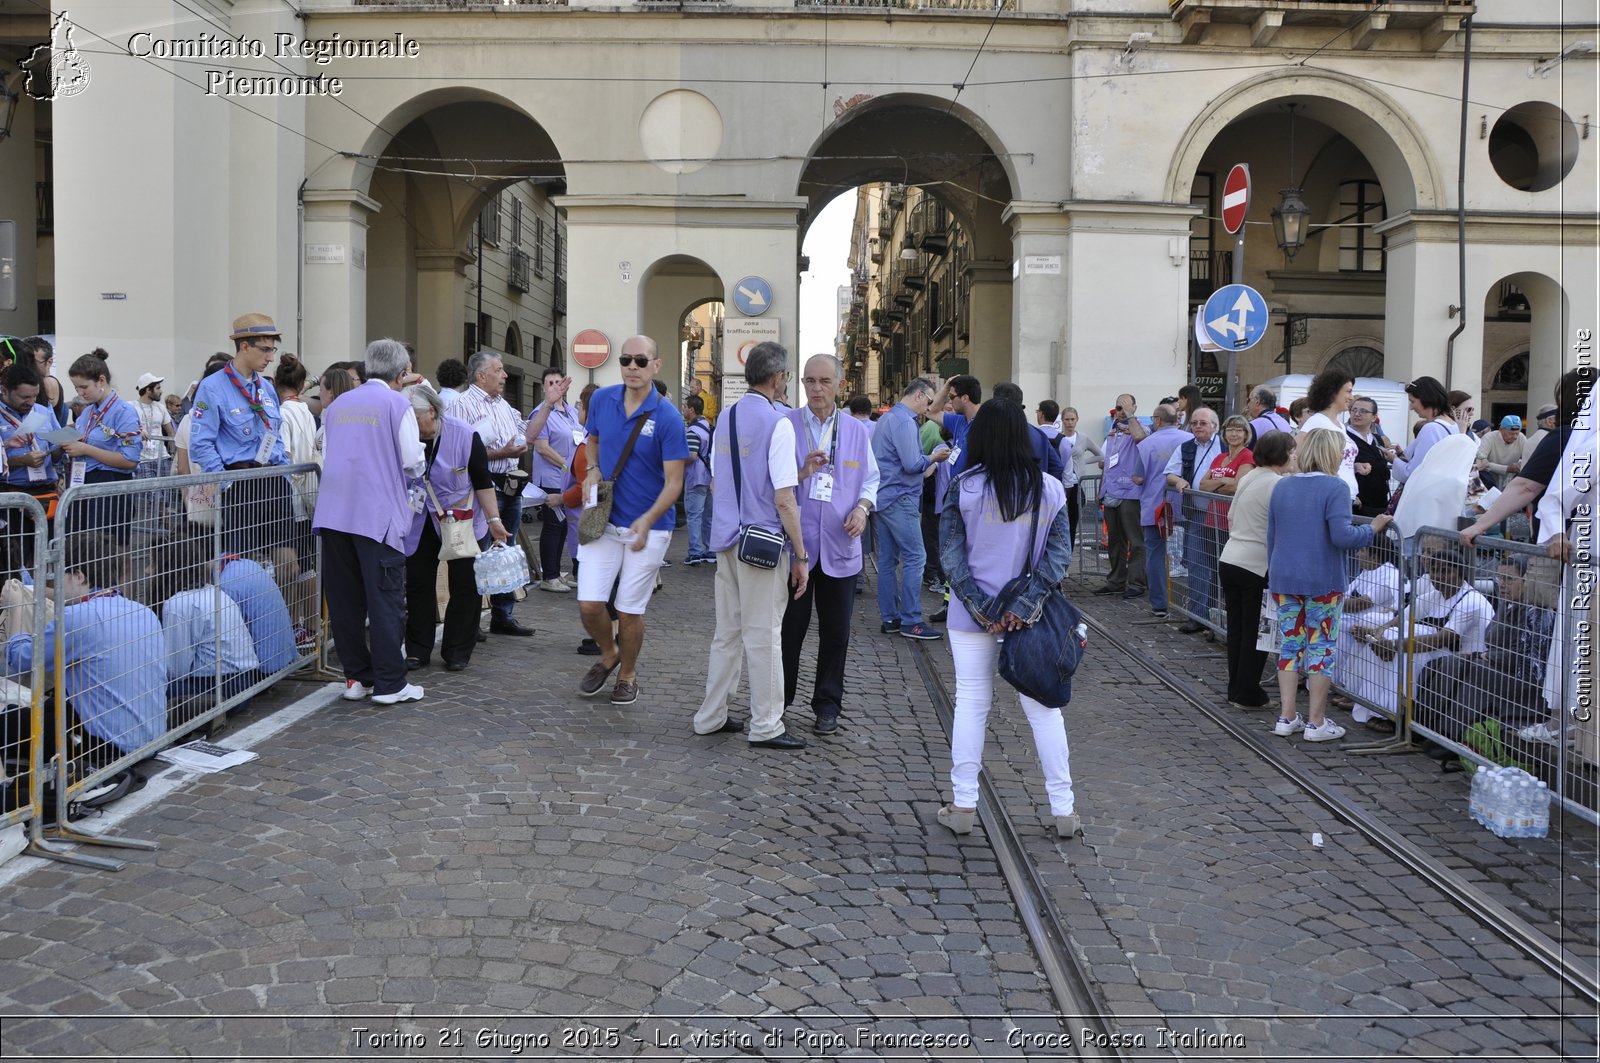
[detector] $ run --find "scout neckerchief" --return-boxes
[223,363,273,430]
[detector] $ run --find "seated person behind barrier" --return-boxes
[160,538,262,713]
[217,552,297,674]
[1413,554,1556,739]
[1344,544,1494,722]
[4,533,165,761]
[1335,537,1425,722]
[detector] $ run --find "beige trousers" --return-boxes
[693,546,791,742]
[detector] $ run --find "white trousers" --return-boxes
[693,547,791,742]
[949,629,1076,816]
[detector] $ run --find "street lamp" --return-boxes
[1271,102,1311,259]
[899,236,920,262]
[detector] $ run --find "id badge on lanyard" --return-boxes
[69,459,87,488]
[809,471,834,503]
[26,453,46,483]
[255,428,278,465]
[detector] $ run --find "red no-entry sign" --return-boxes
[571,329,610,370]
[1222,164,1251,235]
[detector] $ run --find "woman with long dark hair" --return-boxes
[1387,375,1458,484]
[936,399,1079,838]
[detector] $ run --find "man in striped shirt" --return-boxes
[455,350,535,637]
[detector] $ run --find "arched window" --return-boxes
[1491,353,1529,391]
[1337,180,1386,273]
[1327,345,1385,379]
[504,323,522,361]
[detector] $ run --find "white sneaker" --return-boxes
[539,579,571,593]
[1273,714,1305,737]
[341,680,372,701]
[560,573,579,588]
[1303,718,1346,742]
[1519,721,1564,745]
[372,683,424,705]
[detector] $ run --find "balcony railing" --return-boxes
[35,182,51,235]
[554,275,567,316]
[799,0,1015,8]
[1189,249,1233,302]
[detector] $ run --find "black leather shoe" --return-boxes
[443,660,468,672]
[929,608,948,624]
[813,713,839,736]
[698,718,745,735]
[476,631,488,643]
[490,620,535,637]
[1177,620,1206,635]
[750,730,806,750]
[405,657,425,671]
[1093,585,1123,596]
[576,639,601,657]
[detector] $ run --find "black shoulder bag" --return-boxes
[994,495,1088,709]
[729,405,787,569]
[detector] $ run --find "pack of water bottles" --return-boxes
[1469,765,1550,839]
[473,542,530,597]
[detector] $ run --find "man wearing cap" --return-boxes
[134,372,173,477]
[1474,414,1532,490]
[189,314,295,556]
[1528,404,1559,450]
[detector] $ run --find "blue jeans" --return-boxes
[482,488,524,623]
[1143,525,1168,612]
[684,484,710,558]
[876,494,926,627]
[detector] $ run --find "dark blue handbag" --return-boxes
[994,501,1087,709]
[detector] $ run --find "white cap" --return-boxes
[135,372,165,390]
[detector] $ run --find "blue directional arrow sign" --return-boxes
[1202,283,1269,351]
[731,276,773,317]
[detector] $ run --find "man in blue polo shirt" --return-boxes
[576,335,689,705]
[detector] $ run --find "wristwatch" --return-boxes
[797,554,810,566]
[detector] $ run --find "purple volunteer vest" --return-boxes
[949,472,1066,634]
[405,415,487,553]
[710,393,785,554]
[313,382,414,552]
[789,407,870,577]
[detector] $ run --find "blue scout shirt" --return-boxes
[189,365,288,471]
[76,392,143,475]
[6,590,166,753]
[585,385,689,533]
[0,399,61,486]
[218,555,297,673]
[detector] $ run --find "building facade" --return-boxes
[0,0,1592,424]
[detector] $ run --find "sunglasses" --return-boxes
[618,355,652,368]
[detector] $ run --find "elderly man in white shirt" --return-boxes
[454,350,535,637]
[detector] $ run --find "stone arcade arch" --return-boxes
[353,90,566,382]
[797,95,1017,393]
[1170,71,1436,408]
[1482,271,1567,421]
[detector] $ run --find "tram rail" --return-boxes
[910,646,1132,1061]
[1079,608,1600,1009]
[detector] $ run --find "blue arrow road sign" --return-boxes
[731,276,773,317]
[1202,283,1268,351]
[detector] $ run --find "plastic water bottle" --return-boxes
[1487,769,1511,838]
[1469,767,1486,825]
[1532,781,1550,839]
[1508,780,1529,839]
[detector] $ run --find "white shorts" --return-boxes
[576,524,671,615]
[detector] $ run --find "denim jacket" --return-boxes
[937,476,1073,629]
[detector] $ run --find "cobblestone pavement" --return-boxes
[0,535,1595,1060]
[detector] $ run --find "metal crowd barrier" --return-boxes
[1399,527,1597,825]
[0,495,51,853]
[1071,475,1104,579]
[1163,487,1236,637]
[30,464,325,870]
[1155,484,1598,824]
